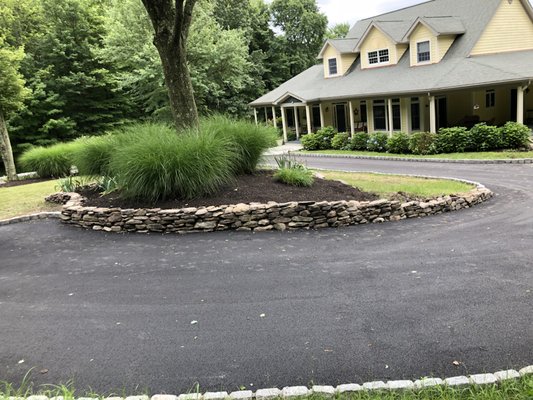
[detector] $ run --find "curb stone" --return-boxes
[9,365,533,400]
[0,211,61,226]
[292,151,533,165]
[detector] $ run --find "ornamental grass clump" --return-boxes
[70,134,127,177]
[19,142,81,178]
[274,155,314,187]
[201,115,277,174]
[109,124,237,201]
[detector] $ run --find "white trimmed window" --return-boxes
[328,58,338,75]
[368,49,389,65]
[417,41,431,63]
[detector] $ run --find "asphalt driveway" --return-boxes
[0,157,531,394]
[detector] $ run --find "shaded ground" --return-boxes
[0,178,53,188]
[0,158,532,394]
[79,170,378,209]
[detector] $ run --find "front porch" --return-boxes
[253,83,533,141]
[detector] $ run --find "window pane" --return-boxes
[373,103,387,130]
[368,51,378,64]
[393,104,401,130]
[417,41,431,62]
[411,102,420,131]
[328,58,337,75]
[378,49,389,63]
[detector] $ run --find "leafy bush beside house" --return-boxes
[301,126,337,150]
[501,121,531,149]
[387,132,410,154]
[469,123,502,151]
[349,132,370,151]
[434,127,471,153]
[408,132,437,155]
[366,132,388,152]
[331,132,350,150]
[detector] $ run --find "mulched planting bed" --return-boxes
[79,170,379,209]
[0,178,54,188]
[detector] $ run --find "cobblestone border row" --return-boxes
[58,176,492,234]
[292,151,533,164]
[0,212,61,226]
[15,366,533,400]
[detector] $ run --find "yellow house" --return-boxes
[250,0,533,142]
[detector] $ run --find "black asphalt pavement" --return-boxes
[0,157,532,394]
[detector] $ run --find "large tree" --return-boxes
[0,41,30,180]
[141,0,200,130]
[270,0,327,76]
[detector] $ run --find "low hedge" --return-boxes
[303,123,531,155]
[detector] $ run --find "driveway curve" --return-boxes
[0,157,532,394]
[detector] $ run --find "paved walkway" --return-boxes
[263,142,303,156]
[0,157,532,393]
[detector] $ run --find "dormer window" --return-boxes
[328,58,338,75]
[417,41,431,63]
[368,49,390,65]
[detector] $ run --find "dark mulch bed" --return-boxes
[79,170,379,209]
[0,178,54,188]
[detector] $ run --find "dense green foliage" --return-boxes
[19,142,80,177]
[501,121,531,149]
[1,0,330,165]
[274,155,314,187]
[200,116,277,174]
[367,132,389,152]
[387,132,410,154]
[350,132,370,151]
[331,132,350,150]
[21,119,276,201]
[303,122,531,155]
[301,126,337,150]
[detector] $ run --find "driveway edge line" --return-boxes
[0,212,61,226]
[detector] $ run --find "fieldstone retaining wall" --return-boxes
[60,183,493,234]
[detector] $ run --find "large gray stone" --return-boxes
[281,386,309,398]
[255,388,281,400]
[469,374,497,385]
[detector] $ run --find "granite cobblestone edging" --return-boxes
[0,212,61,226]
[292,151,533,164]
[10,366,533,400]
[59,177,493,234]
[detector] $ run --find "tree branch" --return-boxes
[141,0,175,44]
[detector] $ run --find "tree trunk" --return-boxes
[0,110,17,181]
[156,40,199,131]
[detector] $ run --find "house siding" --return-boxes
[360,27,399,69]
[438,35,456,60]
[340,54,357,75]
[409,25,456,66]
[471,0,533,55]
[323,45,340,78]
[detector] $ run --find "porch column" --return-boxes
[349,100,355,138]
[429,95,437,133]
[294,106,300,139]
[517,86,525,124]
[319,103,325,128]
[264,107,268,123]
[281,106,288,143]
[305,105,312,134]
[387,98,394,136]
[254,108,258,125]
[271,106,277,128]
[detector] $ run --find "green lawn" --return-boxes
[300,150,533,160]
[321,171,473,198]
[0,180,61,220]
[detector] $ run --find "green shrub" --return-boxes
[19,142,80,178]
[434,127,470,153]
[71,134,125,176]
[109,124,237,201]
[201,116,277,174]
[301,133,322,150]
[469,123,502,151]
[315,126,337,149]
[367,132,388,152]
[349,132,369,151]
[409,132,437,155]
[274,168,314,187]
[501,121,531,149]
[331,132,350,150]
[387,132,411,154]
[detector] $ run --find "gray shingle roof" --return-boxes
[318,38,359,58]
[421,16,466,35]
[251,0,533,106]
